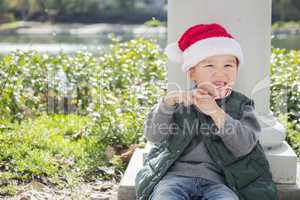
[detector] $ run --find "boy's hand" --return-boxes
[192,88,226,129]
[162,90,194,107]
[162,83,225,113]
[162,85,226,129]
[162,87,220,113]
[191,88,221,116]
[197,82,219,97]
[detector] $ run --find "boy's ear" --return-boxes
[188,67,195,81]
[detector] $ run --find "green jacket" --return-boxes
[135,90,278,200]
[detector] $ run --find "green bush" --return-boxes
[270,48,300,157]
[0,37,167,122]
[89,37,167,146]
[0,36,167,149]
[272,20,300,30]
[270,48,300,126]
[0,49,98,121]
[144,17,166,27]
[278,114,300,156]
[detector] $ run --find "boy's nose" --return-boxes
[213,69,227,77]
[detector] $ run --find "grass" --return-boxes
[0,114,110,196]
[0,21,25,31]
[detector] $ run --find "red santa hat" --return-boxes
[165,23,244,73]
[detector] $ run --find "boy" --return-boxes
[135,23,277,200]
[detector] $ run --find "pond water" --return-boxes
[272,34,300,50]
[0,30,167,55]
[0,25,299,55]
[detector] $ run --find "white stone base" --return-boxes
[143,141,298,184]
[118,148,144,200]
[257,113,286,149]
[118,147,300,200]
[265,141,298,184]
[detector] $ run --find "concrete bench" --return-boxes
[118,147,300,200]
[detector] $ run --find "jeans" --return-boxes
[149,174,239,200]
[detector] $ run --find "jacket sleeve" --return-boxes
[216,104,261,158]
[143,97,177,144]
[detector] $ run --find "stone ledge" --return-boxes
[118,148,300,200]
[264,141,298,183]
[118,148,144,200]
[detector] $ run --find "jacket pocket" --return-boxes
[228,155,264,190]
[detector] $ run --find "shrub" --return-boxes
[272,20,300,30]
[278,114,300,156]
[270,48,300,157]
[0,37,167,124]
[270,48,300,126]
[0,49,98,121]
[144,17,166,27]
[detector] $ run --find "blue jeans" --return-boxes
[149,174,239,200]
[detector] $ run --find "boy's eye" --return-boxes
[225,64,233,67]
[204,64,214,67]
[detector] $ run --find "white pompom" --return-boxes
[165,42,183,64]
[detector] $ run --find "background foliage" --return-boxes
[0,0,166,23]
[0,37,167,196]
[2,0,300,23]
[270,48,300,126]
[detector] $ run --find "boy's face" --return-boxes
[188,54,238,94]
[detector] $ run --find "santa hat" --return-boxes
[165,23,244,73]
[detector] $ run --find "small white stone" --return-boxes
[90,193,110,200]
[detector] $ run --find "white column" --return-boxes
[167,0,297,184]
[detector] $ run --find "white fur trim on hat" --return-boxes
[165,42,183,64]
[182,37,244,72]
